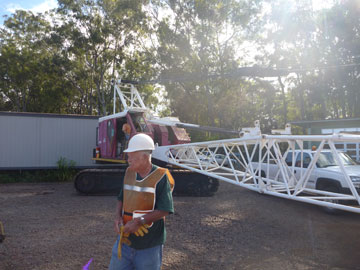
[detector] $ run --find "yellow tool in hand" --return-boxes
[117,226,131,259]
[117,224,150,258]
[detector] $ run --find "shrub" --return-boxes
[56,157,77,182]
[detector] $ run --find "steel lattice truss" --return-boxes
[113,80,147,114]
[154,132,360,214]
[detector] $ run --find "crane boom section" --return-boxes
[152,132,360,214]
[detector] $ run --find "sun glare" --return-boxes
[311,0,335,11]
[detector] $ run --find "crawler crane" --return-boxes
[75,80,360,214]
[74,80,220,196]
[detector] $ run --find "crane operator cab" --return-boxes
[94,111,153,163]
[93,110,191,163]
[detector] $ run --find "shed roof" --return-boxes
[0,111,100,120]
[291,118,360,128]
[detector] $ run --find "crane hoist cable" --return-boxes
[120,63,360,85]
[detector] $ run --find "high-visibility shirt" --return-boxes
[119,165,174,249]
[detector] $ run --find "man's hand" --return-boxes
[123,218,149,237]
[114,218,123,234]
[123,218,140,235]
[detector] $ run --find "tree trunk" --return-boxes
[278,76,287,125]
[296,73,305,121]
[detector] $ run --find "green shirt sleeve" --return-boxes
[154,173,174,214]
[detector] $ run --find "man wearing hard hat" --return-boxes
[109,133,174,270]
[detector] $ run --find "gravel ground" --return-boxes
[1,181,360,270]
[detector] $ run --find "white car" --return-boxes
[253,150,360,193]
[251,149,360,213]
[199,152,237,167]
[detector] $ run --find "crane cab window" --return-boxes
[131,114,149,132]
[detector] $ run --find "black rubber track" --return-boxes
[74,168,219,196]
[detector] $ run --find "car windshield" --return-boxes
[315,152,357,168]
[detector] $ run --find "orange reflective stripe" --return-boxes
[156,168,174,192]
[165,170,175,192]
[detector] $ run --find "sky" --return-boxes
[0,0,58,25]
[0,0,335,25]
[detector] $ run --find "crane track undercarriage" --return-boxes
[74,167,219,197]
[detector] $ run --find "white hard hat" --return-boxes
[124,133,155,153]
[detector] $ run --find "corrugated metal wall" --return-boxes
[0,112,100,169]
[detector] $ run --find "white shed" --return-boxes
[0,112,100,169]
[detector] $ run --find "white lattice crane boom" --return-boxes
[152,123,360,214]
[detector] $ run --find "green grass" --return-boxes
[0,157,79,184]
[0,169,79,184]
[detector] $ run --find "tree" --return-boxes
[148,0,264,137]
[0,10,72,113]
[55,0,156,116]
[315,0,360,118]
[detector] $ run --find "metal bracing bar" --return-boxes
[289,141,296,183]
[264,134,360,144]
[273,142,292,195]
[200,148,213,171]
[113,81,117,114]
[302,187,355,198]
[299,143,305,181]
[265,142,270,186]
[284,140,298,188]
[260,177,288,187]
[220,143,229,167]
[243,141,260,185]
[329,142,360,204]
[258,140,276,189]
[191,147,205,171]
[255,140,289,186]
[223,144,240,183]
[279,194,360,213]
[251,186,360,214]
[236,142,251,183]
[294,140,326,195]
[306,196,356,200]
[233,145,247,170]
[214,171,245,176]
[209,144,223,167]
[115,83,128,111]
[131,84,146,109]
[257,140,263,188]
[242,143,255,183]
[262,141,286,182]
[166,159,260,191]
[275,141,295,185]
[295,139,304,181]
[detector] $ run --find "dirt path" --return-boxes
[1,181,360,270]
